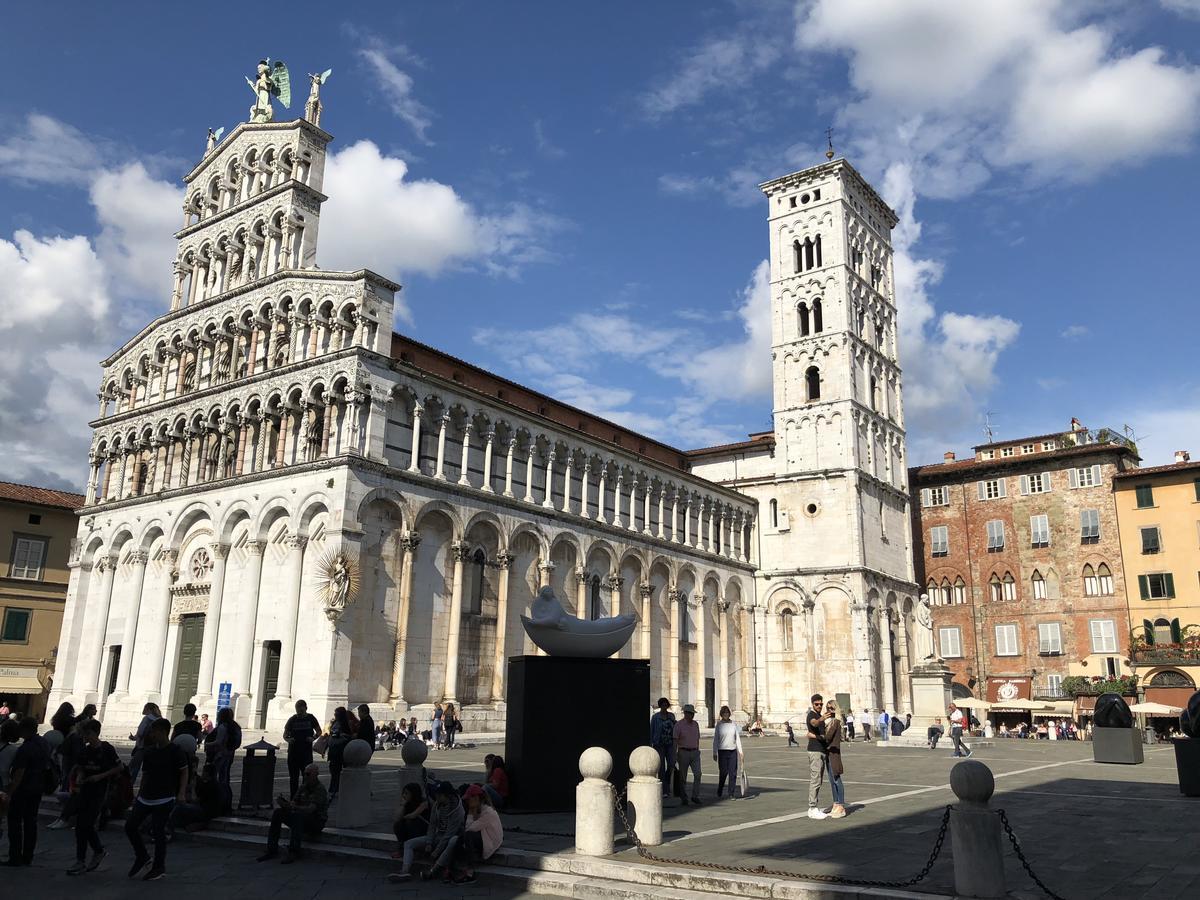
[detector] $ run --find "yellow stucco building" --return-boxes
[1113,452,1200,710]
[0,481,84,720]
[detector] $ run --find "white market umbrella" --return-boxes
[991,699,1050,711]
[951,698,992,709]
[1129,702,1182,715]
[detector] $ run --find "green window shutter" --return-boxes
[1171,618,1183,643]
[1138,574,1149,600]
[1194,478,1200,502]
[1164,573,1175,598]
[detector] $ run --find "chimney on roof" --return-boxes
[944,451,956,462]
[1177,450,1191,463]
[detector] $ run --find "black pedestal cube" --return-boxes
[1092,726,1145,764]
[505,655,650,810]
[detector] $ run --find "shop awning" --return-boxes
[1032,702,1074,717]
[992,699,1051,712]
[0,673,45,694]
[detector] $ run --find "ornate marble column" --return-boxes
[627,477,638,531]
[614,472,625,528]
[407,404,423,472]
[706,502,715,552]
[682,495,692,546]
[538,560,555,588]
[542,450,556,508]
[273,535,308,702]
[234,541,265,699]
[896,611,913,712]
[562,451,573,513]
[434,414,450,480]
[481,430,496,493]
[523,445,536,502]
[79,555,119,696]
[85,452,99,505]
[667,589,680,705]
[112,550,149,693]
[458,422,474,486]
[580,460,591,518]
[503,438,516,498]
[639,581,653,660]
[442,541,472,703]
[575,569,589,618]
[879,607,896,714]
[490,551,514,702]
[596,465,608,524]
[193,543,230,703]
[141,551,178,701]
[656,487,666,539]
[671,490,681,543]
[389,532,421,705]
[694,595,707,712]
[643,481,653,536]
[716,599,730,709]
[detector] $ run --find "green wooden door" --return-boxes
[172,614,205,709]
[260,641,281,727]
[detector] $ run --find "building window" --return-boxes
[1080,508,1100,544]
[1082,564,1098,596]
[930,525,949,557]
[1097,563,1113,595]
[982,450,995,460]
[1022,444,1035,454]
[920,486,949,507]
[1153,618,1174,646]
[467,548,487,615]
[953,577,967,605]
[986,520,1005,551]
[1037,622,1062,654]
[1002,447,1015,457]
[978,478,1006,500]
[927,579,938,603]
[781,610,795,651]
[805,366,821,401]
[1043,440,1057,450]
[769,498,779,529]
[940,578,953,606]
[1030,514,1050,548]
[995,624,1019,656]
[8,537,47,581]
[1002,571,1017,601]
[1135,484,1155,508]
[1,608,32,643]
[939,627,962,658]
[1021,472,1051,494]
[1140,526,1161,554]
[1046,674,1063,697]
[989,574,1003,602]
[1194,478,1200,502]
[798,302,810,337]
[1089,619,1117,653]
[813,298,824,333]
[1138,572,1175,600]
[1031,570,1047,599]
[1071,465,1100,489]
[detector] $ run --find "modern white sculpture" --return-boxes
[520,586,637,658]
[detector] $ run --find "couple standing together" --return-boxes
[805,693,847,820]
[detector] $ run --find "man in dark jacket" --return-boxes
[3,717,50,866]
[283,700,322,799]
[356,705,376,756]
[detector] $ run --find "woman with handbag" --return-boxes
[712,706,744,800]
[824,701,847,818]
[443,704,459,750]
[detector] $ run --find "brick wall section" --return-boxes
[910,440,1139,698]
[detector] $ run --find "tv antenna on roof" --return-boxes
[983,412,995,443]
[825,127,835,161]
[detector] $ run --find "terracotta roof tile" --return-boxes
[0,481,85,510]
[1111,459,1200,480]
[910,442,1137,480]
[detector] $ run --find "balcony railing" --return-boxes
[1132,644,1200,664]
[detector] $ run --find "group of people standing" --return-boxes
[650,698,745,805]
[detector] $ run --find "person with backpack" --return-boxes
[66,718,122,875]
[283,700,323,799]
[128,703,161,782]
[2,716,51,866]
[878,709,890,742]
[325,707,354,799]
[649,697,676,799]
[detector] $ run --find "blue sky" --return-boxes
[3,1,1200,491]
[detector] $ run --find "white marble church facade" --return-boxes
[48,99,763,736]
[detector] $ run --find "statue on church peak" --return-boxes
[305,68,332,127]
[246,59,291,123]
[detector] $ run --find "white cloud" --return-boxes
[533,120,566,160]
[90,162,182,301]
[358,47,434,143]
[1061,324,1090,340]
[1161,0,1200,18]
[0,113,107,186]
[320,141,564,307]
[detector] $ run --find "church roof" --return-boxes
[0,481,86,511]
[686,432,776,458]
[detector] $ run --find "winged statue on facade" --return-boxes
[246,59,291,123]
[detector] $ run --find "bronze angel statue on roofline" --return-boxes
[246,59,291,123]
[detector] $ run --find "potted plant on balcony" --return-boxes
[1175,690,1200,797]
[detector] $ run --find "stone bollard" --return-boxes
[625,746,663,846]
[335,738,374,828]
[949,760,1006,899]
[397,737,428,794]
[576,747,615,856]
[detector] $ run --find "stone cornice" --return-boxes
[183,118,333,183]
[763,564,917,593]
[175,178,328,241]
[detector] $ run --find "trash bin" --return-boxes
[238,738,279,811]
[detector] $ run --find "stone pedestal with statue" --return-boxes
[504,586,649,810]
[906,594,953,732]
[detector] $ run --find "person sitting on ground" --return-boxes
[927,717,945,750]
[391,783,430,857]
[890,714,906,737]
[749,718,765,736]
[387,781,466,882]
[450,784,503,885]
[170,763,230,833]
[484,755,509,809]
[257,763,329,864]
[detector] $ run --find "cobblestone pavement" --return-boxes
[12,735,1198,898]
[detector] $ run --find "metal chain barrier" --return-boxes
[997,809,1066,900]
[612,792,952,890]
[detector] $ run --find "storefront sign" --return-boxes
[986,676,1031,704]
[0,666,39,680]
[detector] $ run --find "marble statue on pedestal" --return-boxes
[521,586,637,658]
